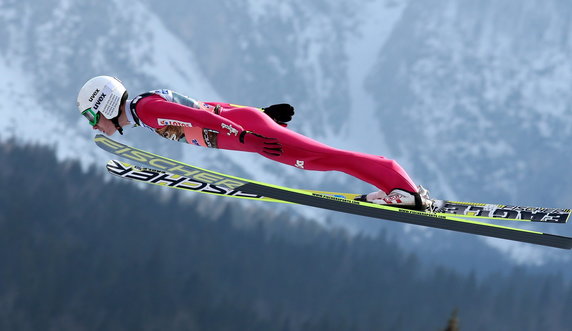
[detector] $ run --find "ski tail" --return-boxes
[237,182,572,250]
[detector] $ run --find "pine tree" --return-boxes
[443,309,460,331]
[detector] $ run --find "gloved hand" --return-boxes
[239,131,283,156]
[262,103,295,125]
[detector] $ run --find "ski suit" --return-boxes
[128,89,417,194]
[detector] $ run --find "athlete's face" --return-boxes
[92,116,117,136]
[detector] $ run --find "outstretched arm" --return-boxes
[136,95,282,155]
[137,95,244,136]
[204,102,295,126]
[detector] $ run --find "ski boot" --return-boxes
[355,185,433,211]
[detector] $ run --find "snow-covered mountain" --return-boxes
[2,0,572,271]
[368,0,572,205]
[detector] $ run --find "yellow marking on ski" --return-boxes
[446,200,505,208]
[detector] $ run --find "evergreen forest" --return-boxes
[1,140,571,331]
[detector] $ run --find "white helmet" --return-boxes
[77,76,127,126]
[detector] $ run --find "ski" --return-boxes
[106,160,570,224]
[95,134,572,249]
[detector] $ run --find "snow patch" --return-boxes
[121,1,221,101]
[343,0,406,156]
[0,56,103,167]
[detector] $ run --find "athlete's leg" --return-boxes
[219,107,417,193]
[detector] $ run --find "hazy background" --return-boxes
[2,0,572,329]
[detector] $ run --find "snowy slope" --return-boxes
[362,0,572,265]
[367,0,572,203]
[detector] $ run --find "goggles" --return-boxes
[82,108,101,126]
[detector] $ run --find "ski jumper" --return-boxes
[128,90,417,194]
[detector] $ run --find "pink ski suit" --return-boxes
[128,90,417,194]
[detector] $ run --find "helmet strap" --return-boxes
[112,108,124,135]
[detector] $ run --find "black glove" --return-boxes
[262,103,295,125]
[239,131,283,156]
